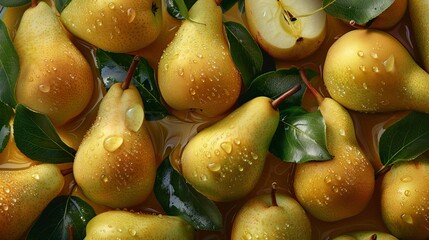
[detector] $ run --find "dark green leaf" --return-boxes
[96,50,168,120]
[220,0,238,12]
[0,0,30,7]
[0,124,10,153]
[166,0,196,20]
[0,100,13,125]
[154,157,223,231]
[55,0,72,13]
[13,104,76,163]
[224,21,263,88]
[323,0,395,25]
[0,101,13,152]
[0,20,19,107]
[27,195,96,240]
[270,108,332,163]
[238,0,245,13]
[379,111,429,166]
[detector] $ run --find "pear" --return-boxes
[14,1,94,126]
[369,0,407,29]
[85,210,195,239]
[409,0,429,71]
[0,164,64,240]
[331,231,398,240]
[380,156,429,240]
[231,184,312,240]
[73,82,157,208]
[293,70,375,222]
[323,29,429,113]
[157,0,242,118]
[61,0,162,53]
[180,86,300,202]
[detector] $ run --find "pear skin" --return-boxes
[294,97,375,222]
[73,83,156,208]
[14,2,94,126]
[181,96,279,202]
[157,0,242,118]
[409,0,429,71]
[370,0,407,29]
[85,210,195,239]
[0,164,64,240]
[331,231,398,240]
[61,0,163,53]
[323,29,429,113]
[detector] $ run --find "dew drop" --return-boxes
[101,174,109,183]
[363,82,368,90]
[214,149,220,156]
[197,53,203,58]
[200,174,208,181]
[339,129,345,136]
[2,205,8,211]
[401,176,412,182]
[359,65,366,72]
[189,88,196,96]
[220,142,233,154]
[164,63,169,71]
[372,66,379,73]
[31,174,40,180]
[404,190,411,197]
[208,162,221,172]
[127,8,136,23]
[233,139,241,145]
[96,18,103,26]
[357,51,364,57]
[39,84,50,93]
[204,151,211,158]
[3,188,10,193]
[370,52,378,59]
[114,26,121,34]
[332,185,339,193]
[238,165,244,172]
[324,176,332,184]
[128,228,137,236]
[401,213,414,224]
[103,135,124,152]
[125,104,144,132]
[178,68,184,76]
[383,55,395,72]
[108,2,116,9]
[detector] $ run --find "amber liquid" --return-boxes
[0,1,420,239]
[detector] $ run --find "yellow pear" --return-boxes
[331,231,398,240]
[409,0,429,71]
[61,0,162,53]
[0,164,64,240]
[85,210,195,239]
[157,0,242,118]
[323,29,429,113]
[380,157,429,240]
[14,1,94,126]
[294,70,375,222]
[73,83,156,208]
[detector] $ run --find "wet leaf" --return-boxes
[0,0,30,7]
[13,104,76,163]
[55,0,72,13]
[379,111,429,166]
[0,20,18,107]
[166,0,195,20]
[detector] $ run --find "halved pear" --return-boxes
[245,0,326,60]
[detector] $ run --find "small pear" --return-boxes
[380,156,429,240]
[0,164,64,240]
[293,70,375,222]
[231,184,312,240]
[331,231,398,240]
[73,82,156,208]
[409,0,429,71]
[323,29,429,113]
[85,210,195,239]
[14,1,94,126]
[61,0,163,53]
[157,0,242,118]
[181,86,300,202]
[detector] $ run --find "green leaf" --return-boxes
[27,195,96,240]
[323,0,395,25]
[13,104,76,163]
[0,20,19,107]
[224,21,263,88]
[0,101,13,153]
[0,124,10,153]
[96,50,168,120]
[166,0,196,20]
[0,100,13,126]
[270,107,332,163]
[379,111,429,166]
[55,0,72,13]
[0,0,30,7]
[154,157,223,231]
[220,0,238,12]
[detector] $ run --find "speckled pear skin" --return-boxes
[14,2,94,126]
[73,83,156,208]
[157,0,242,118]
[0,164,64,240]
[331,230,398,240]
[323,29,429,113]
[294,98,375,222]
[409,0,429,72]
[61,0,162,53]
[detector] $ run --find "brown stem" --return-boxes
[299,68,324,105]
[271,182,278,207]
[271,84,301,109]
[121,55,141,90]
[61,168,73,176]
[68,225,74,240]
[370,234,378,240]
[31,0,38,7]
[375,165,390,179]
[349,19,374,29]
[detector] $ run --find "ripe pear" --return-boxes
[181,94,287,202]
[370,0,407,29]
[157,0,242,118]
[331,231,398,240]
[293,70,375,222]
[0,164,64,240]
[14,1,94,126]
[380,157,429,240]
[231,187,312,240]
[409,0,429,71]
[73,83,156,208]
[61,0,162,53]
[323,29,429,113]
[85,210,195,239]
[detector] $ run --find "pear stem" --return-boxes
[68,224,74,240]
[271,84,302,109]
[271,182,278,207]
[375,165,391,179]
[121,55,140,90]
[370,234,378,240]
[299,68,324,105]
[31,0,37,7]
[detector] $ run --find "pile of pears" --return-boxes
[2,0,429,239]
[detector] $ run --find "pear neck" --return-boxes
[406,65,429,113]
